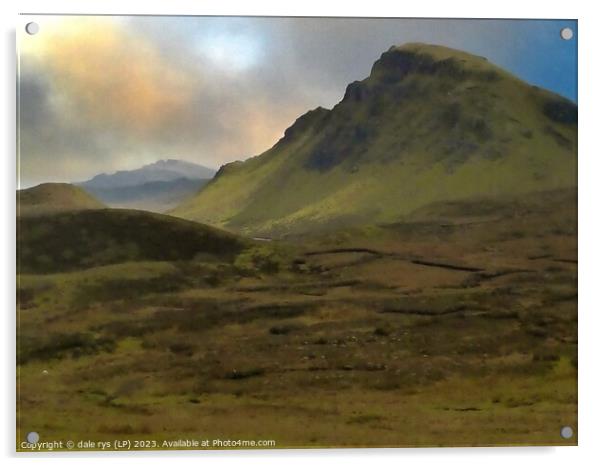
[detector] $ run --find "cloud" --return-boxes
[18,16,314,186]
[22,18,195,135]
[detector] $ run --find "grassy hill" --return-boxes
[18,183,105,216]
[171,43,577,237]
[17,209,247,274]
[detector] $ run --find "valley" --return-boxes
[17,188,577,448]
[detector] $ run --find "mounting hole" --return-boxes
[26,431,39,444]
[560,425,574,439]
[25,22,39,35]
[560,27,574,41]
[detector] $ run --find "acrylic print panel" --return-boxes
[16,15,577,451]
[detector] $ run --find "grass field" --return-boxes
[16,188,577,450]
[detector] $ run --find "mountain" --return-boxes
[78,159,216,213]
[171,43,577,236]
[81,178,211,212]
[80,159,215,189]
[17,183,105,216]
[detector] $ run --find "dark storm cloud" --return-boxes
[18,16,576,187]
[18,63,115,186]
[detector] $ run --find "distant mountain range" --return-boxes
[78,159,216,212]
[171,43,577,236]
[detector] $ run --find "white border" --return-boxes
[2,1,601,465]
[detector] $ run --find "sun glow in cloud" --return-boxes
[20,17,195,135]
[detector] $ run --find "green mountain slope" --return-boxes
[18,209,247,274]
[171,43,577,236]
[18,183,105,216]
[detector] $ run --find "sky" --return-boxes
[17,16,577,188]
